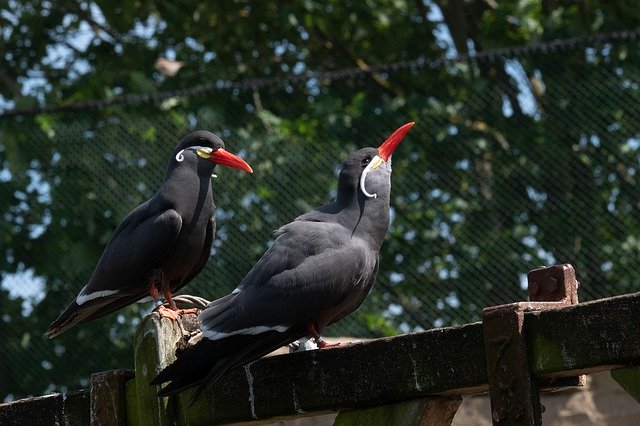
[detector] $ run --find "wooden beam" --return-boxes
[333,397,462,426]
[0,390,89,425]
[526,292,640,377]
[171,323,486,424]
[131,291,640,424]
[483,306,542,425]
[133,313,201,425]
[90,369,134,425]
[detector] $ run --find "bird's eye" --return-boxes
[196,148,212,159]
[362,157,371,167]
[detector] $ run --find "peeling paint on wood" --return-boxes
[245,364,257,419]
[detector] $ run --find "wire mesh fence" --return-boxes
[2,30,640,400]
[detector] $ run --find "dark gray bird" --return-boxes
[151,122,415,403]
[46,131,253,338]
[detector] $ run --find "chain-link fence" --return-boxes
[2,30,640,400]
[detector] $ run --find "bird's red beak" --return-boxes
[378,122,415,161]
[210,148,253,173]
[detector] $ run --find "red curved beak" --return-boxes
[210,148,253,173]
[378,122,415,161]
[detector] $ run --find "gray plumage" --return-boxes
[46,131,252,338]
[152,122,414,403]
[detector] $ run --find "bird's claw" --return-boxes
[155,305,180,320]
[177,308,200,316]
[307,324,340,349]
[314,336,340,349]
[315,338,340,349]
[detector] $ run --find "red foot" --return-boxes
[308,323,340,348]
[155,305,179,320]
[177,308,199,316]
[317,340,341,349]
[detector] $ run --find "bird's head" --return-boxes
[338,122,414,203]
[172,130,253,175]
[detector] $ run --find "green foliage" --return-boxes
[1,0,640,401]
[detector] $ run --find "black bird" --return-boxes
[151,122,415,402]
[46,131,253,338]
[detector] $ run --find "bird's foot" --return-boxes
[155,305,180,320]
[307,323,340,349]
[177,308,199,316]
[316,338,341,349]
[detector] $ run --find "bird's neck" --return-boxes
[350,194,391,251]
[161,167,214,215]
[308,193,391,252]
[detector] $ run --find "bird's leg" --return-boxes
[160,277,199,317]
[308,323,340,349]
[161,287,199,316]
[149,282,179,320]
[161,287,179,311]
[149,283,162,306]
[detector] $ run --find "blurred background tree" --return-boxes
[1,0,640,400]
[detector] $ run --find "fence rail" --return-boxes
[2,264,639,425]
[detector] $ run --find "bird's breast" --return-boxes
[161,180,215,285]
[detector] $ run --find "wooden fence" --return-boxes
[2,264,640,425]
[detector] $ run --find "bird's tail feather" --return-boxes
[152,326,306,404]
[186,329,304,405]
[46,290,146,338]
[197,293,236,324]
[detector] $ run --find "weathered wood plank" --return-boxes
[136,291,640,424]
[483,306,542,425]
[174,323,486,424]
[333,396,462,426]
[133,312,200,425]
[90,369,135,426]
[0,390,90,425]
[125,380,139,426]
[526,292,640,377]
[62,390,91,425]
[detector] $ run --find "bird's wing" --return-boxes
[80,203,183,295]
[152,220,379,401]
[46,202,183,338]
[199,220,377,339]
